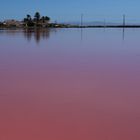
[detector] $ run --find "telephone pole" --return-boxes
[104,19,106,28]
[123,14,126,27]
[81,14,83,27]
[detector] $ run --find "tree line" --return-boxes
[23,12,50,27]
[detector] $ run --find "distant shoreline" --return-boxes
[1,12,140,29]
[1,25,140,29]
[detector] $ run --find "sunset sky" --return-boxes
[0,0,140,23]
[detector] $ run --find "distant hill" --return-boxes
[61,21,140,26]
[61,21,121,26]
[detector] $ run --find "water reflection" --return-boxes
[80,28,83,41]
[0,28,56,43]
[0,29,23,35]
[23,28,51,43]
[122,28,125,41]
[0,28,127,44]
[0,28,140,140]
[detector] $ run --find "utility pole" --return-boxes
[81,14,83,27]
[104,19,106,28]
[123,14,125,27]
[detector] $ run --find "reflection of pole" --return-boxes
[122,28,125,41]
[80,28,83,41]
[122,15,125,41]
[123,14,125,27]
[81,14,83,27]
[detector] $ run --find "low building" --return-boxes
[3,20,22,27]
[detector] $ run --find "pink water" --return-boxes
[0,29,140,140]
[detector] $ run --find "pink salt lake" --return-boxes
[0,28,140,140]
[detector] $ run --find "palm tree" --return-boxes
[23,14,34,27]
[45,16,50,22]
[27,14,31,21]
[34,12,41,22]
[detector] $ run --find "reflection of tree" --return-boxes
[1,29,22,35]
[23,29,32,42]
[0,28,58,44]
[23,28,51,43]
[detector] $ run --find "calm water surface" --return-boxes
[0,28,140,140]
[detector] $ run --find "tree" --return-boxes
[23,12,50,27]
[41,16,45,23]
[45,16,50,22]
[34,12,41,22]
[27,14,31,21]
[23,14,31,23]
[23,18,27,22]
[0,22,4,27]
[23,14,34,27]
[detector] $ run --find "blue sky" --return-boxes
[0,0,140,23]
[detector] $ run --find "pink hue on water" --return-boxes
[0,29,140,140]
